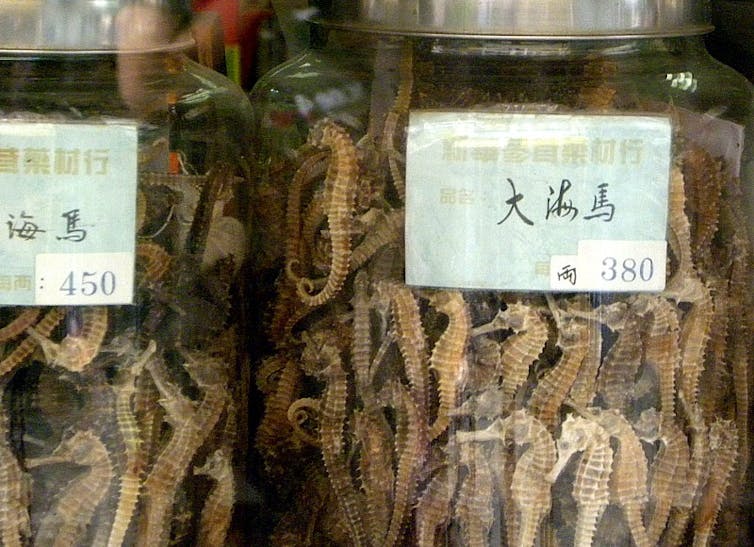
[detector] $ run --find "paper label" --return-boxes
[0,121,138,305]
[405,111,671,292]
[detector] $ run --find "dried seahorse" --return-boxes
[351,271,375,408]
[106,341,156,547]
[453,416,513,541]
[0,398,30,547]
[194,448,235,547]
[548,414,613,547]
[293,119,359,307]
[568,315,602,409]
[132,357,162,475]
[28,430,113,547]
[284,150,329,273]
[499,302,549,407]
[596,308,643,411]
[186,163,234,258]
[725,232,751,480]
[468,336,502,390]
[254,354,289,395]
[0,307,40,343]
[666,164,694,284]
[636,296,681,425]
[507,409,556,547]
[528,317,590,431]
[385,381,425,547]
[254,359,303,462]
[646,422,690,545]
[692,420,738,547]
[353,409,395,541]
[350,208,404,272]
[136,241,172,285]
[698,276,730,420]
[299,190,327,272]
[0,307,63,378]
[681,145,725,268]
[268,282,305,343]
[381,42,413,203]
[381,282,429,417]
[664,403,709,546]
[319,349,368,547]
[591,409,651,547]
[427,290,470,440]
[456,442,495,546]
[415,466,457,547]
[671,277,713,409]
[140,354,228,546]
[287,397,321,447]
[26,306,108,372]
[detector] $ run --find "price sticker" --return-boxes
[550,240,666,292]
[35,252,134,305]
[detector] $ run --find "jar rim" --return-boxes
[0,38,196,57]
[312,0,714,39]
[0,0,193,52]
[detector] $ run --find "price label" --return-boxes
[0,121,137,305]
[550,240,666,292]
[35,252,134,305]
[405,111,672,292]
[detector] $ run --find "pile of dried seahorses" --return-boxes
[0,160,248,546]
[253,59,752,544]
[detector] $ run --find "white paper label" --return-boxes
[35,252,135,305]
[0,121,138,305]
[405,111,672,292]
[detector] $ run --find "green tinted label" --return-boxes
[0,121,137,305]
[405,111,672,291]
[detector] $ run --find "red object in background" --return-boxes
[193,0,272,89]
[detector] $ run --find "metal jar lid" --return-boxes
[313,0,713,39]
[0,0,193,54]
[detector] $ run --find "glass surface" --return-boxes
[249,29,754,546]
[0,49,253,545]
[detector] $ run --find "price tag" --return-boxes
[550,240,666,292]
[405,111,672,292]
[0,121,137,305]
[35,252,134,305]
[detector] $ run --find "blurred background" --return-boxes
[706,0,754,81]
[189,0,754,90]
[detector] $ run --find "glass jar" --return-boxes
[249,1,754,545]
[0,2,253,545]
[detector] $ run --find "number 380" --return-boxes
[601,256,654,283]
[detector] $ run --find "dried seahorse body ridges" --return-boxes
[252,44,753,547]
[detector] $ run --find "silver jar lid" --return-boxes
[314,0,713,39]
[0,0,193,53]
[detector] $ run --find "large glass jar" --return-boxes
[249,1,754,545]
[0,2,253,545]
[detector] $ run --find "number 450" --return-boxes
[60,271,117,297]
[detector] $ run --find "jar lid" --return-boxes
[314,0,713,38]
[0,0,194,53]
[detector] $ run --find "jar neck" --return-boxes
[422,34,709,60]
[0,52,187,118]
[316,27,711,59]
